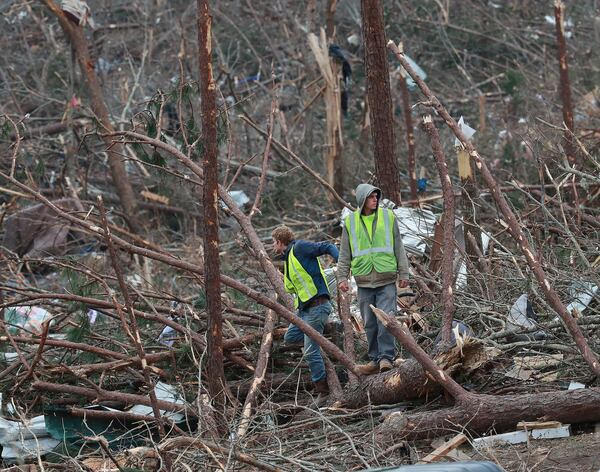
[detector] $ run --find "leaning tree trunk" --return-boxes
[422,116,456,346]
[41,0,138,229]
[387,40,600,378]
[398,74,418,203]
[554,1,579,209]
[554,1,576,167]
[197,0,226,434]
[361,0,401,204]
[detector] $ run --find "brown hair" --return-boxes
[272,225,295,246]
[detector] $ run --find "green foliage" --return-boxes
[501,69,525,98]
[64,265,100,312]
[142,81,230,161]
[175,344,195,365]
[66,311,92,343]
[131,141,150,161]
[149,149,166,167]
[193,289,206,309]
[185,115,201,153]
[0,119,12,140]
[62,265,102,343]
[502,140,516,165]
[73,350,102,365]
[144,111,158,137]
[34,158,45,181]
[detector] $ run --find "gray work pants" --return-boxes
[358,283,397,362]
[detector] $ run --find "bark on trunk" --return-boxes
[457,148,483,276]
[338,291,359,385]
[378,388,600,441]
[341,340,486,408]
[554,1,576,166]
[197,0,226,433]
[326,0,338,38]
[422,116,456,346]
[361,0,401,204]
[399,75,418,203]
[370,305,469,400]
[342,358,440,408]
[41,0,138,228]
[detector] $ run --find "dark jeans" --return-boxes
[284,301,331,382]
[357,283,397,362]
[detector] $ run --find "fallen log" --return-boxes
[32,381,196,418]
[341,358,439,408]
[340,340,490,408]
[378,387,600,441]
[367,304,600,443]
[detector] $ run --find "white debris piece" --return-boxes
[393,207,437,257]
[346,33,360,47]
[125,274,143,288]
[566,281,598,316]
[129,382,186,421]
[60,0,95,28]
[228,190,250,208]
[455,116,476,147]
[0,415,59,462]
[508,294,536,330]
[4,306,54,335]
[158,324,177,348]
[473,424,570,448]
[87,309,99,325]
[452,222,490,290]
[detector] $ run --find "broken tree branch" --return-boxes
[387,40,600,378]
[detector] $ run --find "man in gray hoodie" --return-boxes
[338,183,410,374]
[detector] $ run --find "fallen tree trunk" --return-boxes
[341,340,490,408]
[341,358,439,408]
[378,387,600,441]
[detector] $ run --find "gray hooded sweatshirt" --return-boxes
[337,183,410,288]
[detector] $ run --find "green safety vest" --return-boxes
[345,208,397,276]
[284,245,327,308]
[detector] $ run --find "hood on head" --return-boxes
[355,183,381,213]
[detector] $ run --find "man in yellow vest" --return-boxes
[338,183,410,374]
[272,225,339,394]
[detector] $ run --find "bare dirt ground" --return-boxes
[474,432,600,472]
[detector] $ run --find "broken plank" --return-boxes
[419,433,467,463]
[517,421,562,430]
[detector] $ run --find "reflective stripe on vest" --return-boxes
[283,245,326,306]
[345,208,397,276]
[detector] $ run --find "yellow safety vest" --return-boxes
[284,245,327,308]
[345,208,397,276]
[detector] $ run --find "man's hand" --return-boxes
[399,279,409,288]
[338,280,350,293]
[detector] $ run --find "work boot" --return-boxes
[379,358,393,372]
[356,361,379,375]
[314,378,329,394]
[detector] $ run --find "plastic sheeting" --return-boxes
[0,415,60,462]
